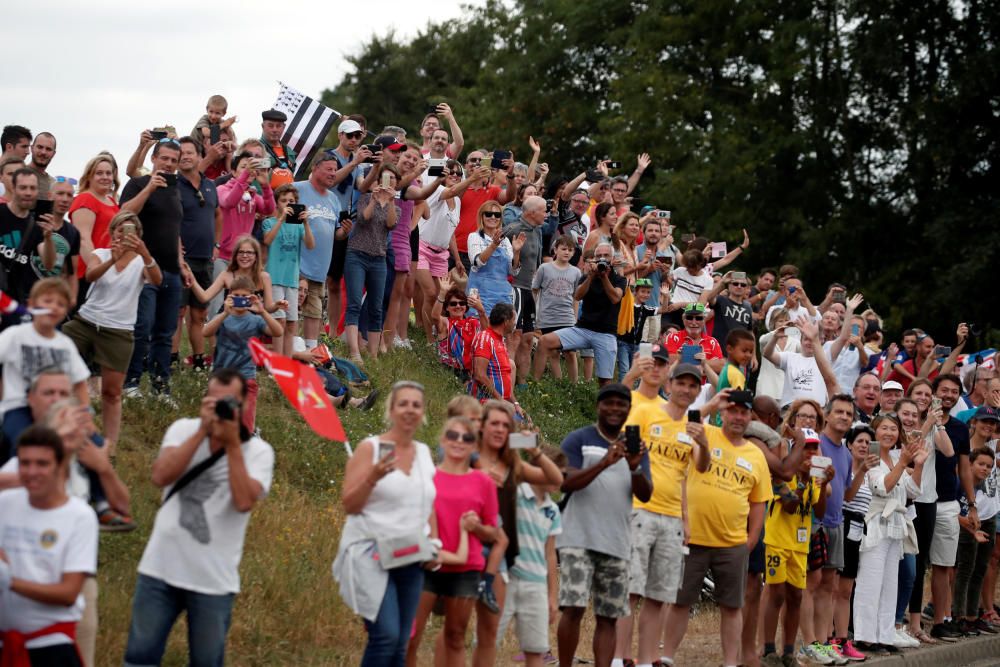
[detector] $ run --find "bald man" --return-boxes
[505,195,547,384]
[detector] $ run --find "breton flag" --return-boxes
[248,338,348,442]
[273,82,340,178]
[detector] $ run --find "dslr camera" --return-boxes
[595,259,610,274]
[215,397,240,421]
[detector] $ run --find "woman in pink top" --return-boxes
[216,153,275,263]
[407,415,498,667]
[69,153,121,284]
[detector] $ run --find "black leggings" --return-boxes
[909,501,937,613]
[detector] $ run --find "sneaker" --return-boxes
[393,338,412,350]
[930,622,961,642]
[800,643,834,665]
[959,618,981,636]
[822,643,849,665]
[155,392,179,410]
[542,652,557,665]
[893,626,920,648]
[922,602,935,622]
[974,618,999,634]
[853,642,885,655]
[946,618,970,636]
[476,579,500,614]
[123,385,143,400]
[97,508,137,532]
[834,638,868,660]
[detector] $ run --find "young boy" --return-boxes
[0,278,89,437]
[496,450,565,666]
[262,184,315,356]
[615,277,662,381]
[190,95,237,180]
[531,236,582,380]
[761,429,832,667]
[203,276,282,431]
[712,328,756,425]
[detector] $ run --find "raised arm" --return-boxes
[709,229,749,272]
[626,153,651,194]
[440,103,464,157]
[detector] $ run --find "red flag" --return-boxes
[248,338,347,442]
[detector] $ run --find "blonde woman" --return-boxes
[64,211,161,449]
[69,154,121,281]
[466,201,524,317]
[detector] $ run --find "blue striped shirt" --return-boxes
[510,482,562,583]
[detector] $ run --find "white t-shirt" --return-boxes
[823,340,863,395]
[0,324,90,416]
[778,351,828,409]
[1,455,92,502]
[0,489,97,648]
[137,418,275,595]
[78,248,146,329]
[757,331,801,400]
[418,185,461,249]
[670,267,713,303]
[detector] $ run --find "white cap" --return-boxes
[882,380,904,392]
[801,428,821,443]
[338,119,363,134]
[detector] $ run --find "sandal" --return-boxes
[912,628,937,644]
[98,508,137,533]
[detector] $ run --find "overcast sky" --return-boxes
[2,0,477,183]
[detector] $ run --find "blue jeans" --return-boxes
[895,552,916,624]
[362,563,424,667]
[616,340,637,381]
[344,250,388,330]
[124,573,235,667]
[126,271,181,391]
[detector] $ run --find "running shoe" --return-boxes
[799,643,834,665]
[832,638,868,660]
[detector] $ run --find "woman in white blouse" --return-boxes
[852,413,928,653]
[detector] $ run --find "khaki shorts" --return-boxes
[301,278,326,320]
[676,543,748,609]
[63,315,133,373]
[931,500,960,566]
[558,547,630,619]
[496,575,550,654]
[627,509,685,603]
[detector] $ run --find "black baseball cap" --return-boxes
[597,383,631,403]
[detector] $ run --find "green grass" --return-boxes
[96,329,601,666]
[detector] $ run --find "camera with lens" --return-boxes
[215,397,240,421]
[596,259,610,273]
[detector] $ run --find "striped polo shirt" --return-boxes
[510,482,562,583]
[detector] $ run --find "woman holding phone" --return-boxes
[64,211,161,450]
[472,400,562,667]
[407,416,498,667]
[344,163,400,362]
[852,414,927,652]
[335,381,436,667]
[466,201,524,319]
[69,154,121,300]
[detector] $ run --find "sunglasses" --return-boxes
[194,189,206,207]
[482,211,502,219]
[683,314,705,321]
[158,138,180,146]
[447,300,466,307]
[466,157,483,164]
[444,429,477,444]
[54,176,78,185]
[729,281,748,287]
[344,131,364,140]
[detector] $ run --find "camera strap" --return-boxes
[163,448,226,504]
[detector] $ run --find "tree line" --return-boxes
[320,0,999,345]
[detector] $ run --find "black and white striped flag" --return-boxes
[273,82,340,178]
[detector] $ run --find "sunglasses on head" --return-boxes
[482,211,502,219]
[54,176,78,185]
[158,138,180,146]
[445,429,477,443]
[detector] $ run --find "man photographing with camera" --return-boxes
[123,368,274,667]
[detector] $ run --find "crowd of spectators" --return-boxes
[0,100,997,667]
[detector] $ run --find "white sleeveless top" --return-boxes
[354,436,436,538]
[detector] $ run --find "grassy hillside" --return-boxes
[96,333,602,666]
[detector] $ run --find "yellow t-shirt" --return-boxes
[764,475,820,554]
[627,395,689,518]
[687,426,773,548]
[630,389,664,412]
